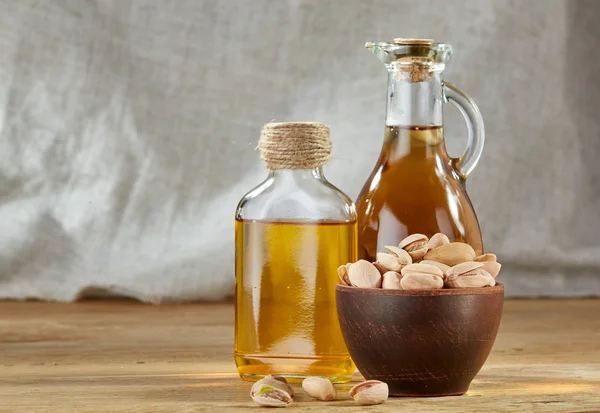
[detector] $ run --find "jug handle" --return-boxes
[443,82,485,179]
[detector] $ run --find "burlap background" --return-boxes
[0,0,598,301]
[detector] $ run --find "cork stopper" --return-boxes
[393,38,434,45]
[257,122,332,170]
[392,38,436,82]
[396,59,434,82]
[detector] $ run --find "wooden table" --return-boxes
[1,300,599,412]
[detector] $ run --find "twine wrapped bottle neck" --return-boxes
[258,122,332,170]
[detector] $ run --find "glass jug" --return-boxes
[356,39,484,261]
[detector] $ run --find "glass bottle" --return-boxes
[234,122,356,383]
[356,39,485,261]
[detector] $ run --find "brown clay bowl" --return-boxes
[336,283,504,397]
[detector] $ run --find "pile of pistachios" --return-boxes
[250,375,388,407]
[338,233,501,290]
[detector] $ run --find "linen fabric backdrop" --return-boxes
[0,0,598,303]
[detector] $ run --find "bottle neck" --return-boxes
[268,168,325,181]
[385,72,443,127]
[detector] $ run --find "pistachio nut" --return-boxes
[446,270,495,288]
[383,245,413,266]
[398,233,429,250]
[408,247,428,262]
[400,273,444,290]
[381,271,403,289]
[422,242,476,266]
[398,233,429,261]
[337,264,351,286]
[483,270,497,286]
[271,375,292,394]
[251,375,294,399]
[445,261,484,278]
[250,384,293,407]
[420,260,451,275]
[426,233,450,250]
[376,252,403,272]
[481,261,502,278]
[301,376,336,401]
[373,262,389,275]
[347,260,382,288]
[349,380,389,406]
[401,263,444,278]
[475,253,497,262]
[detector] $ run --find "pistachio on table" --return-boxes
[251,375,294,399]
[249,375,390,406]
[349,380,389,405]
[301,376,336,401]
[250,384,293,407]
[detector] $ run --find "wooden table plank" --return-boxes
[0,300,599,412]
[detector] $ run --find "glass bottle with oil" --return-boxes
[235,122,356,383]
[357,39,486,261]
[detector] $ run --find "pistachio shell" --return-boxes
[301,376,336,401]
[384,245,402,255]
[349,380,389,406]
[481,261,502,278]
[337,264,351,286]
[420,260,451,274]
[401,263,444,277]
[348,260,382,288]
[445,261,484,278]
[475,253,497,262]
[381,271,403,289]
[445,270,495,288]
[400,273,444,290]
[251,384,293,407]
[482,270,497,286]
[426,233,450,250]
[373,262,388,275]
[407,246,428,261]
[272,375,291,387]
[376,252,403,272]
[423,242,476,266]
[251,375,294,398]
[384,246,413,265]
[399,233,429,250]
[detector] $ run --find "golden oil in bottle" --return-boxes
[234,219,356,383]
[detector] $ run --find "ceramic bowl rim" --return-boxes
[336,283,504,297]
